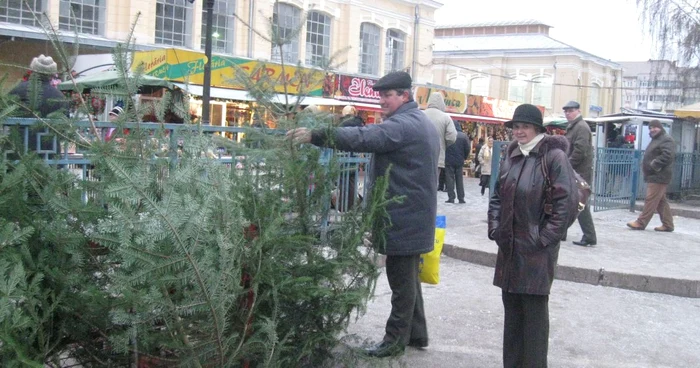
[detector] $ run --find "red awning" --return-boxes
[346,102,382,113]
[448,113,506,125]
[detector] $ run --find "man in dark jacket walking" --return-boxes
[287,71,440,358]
[563,101,597,246]
[627,120,676,231]
[444,121,470,203]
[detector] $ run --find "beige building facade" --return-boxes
[0,0,440,86]
[432,21,623,119]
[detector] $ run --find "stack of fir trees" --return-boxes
[0,12,395,367]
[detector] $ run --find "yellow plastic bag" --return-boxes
[419,215,445,284]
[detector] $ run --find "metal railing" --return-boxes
[2,118,372,235]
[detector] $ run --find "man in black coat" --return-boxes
[444,121,470,203]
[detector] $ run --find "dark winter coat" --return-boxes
[446,131,470,167]
[312,101,440,256]
[487,135,578,295]
[564,115,594,182]
[340,115,364,127]
[642,130,675,184]
[9,76,69,118]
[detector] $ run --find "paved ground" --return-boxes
[439,177,700,297]
[344,257,700,368]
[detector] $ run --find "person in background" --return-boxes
[287,71,439,358]
[340,105,364,127]
[423,92,457,191]
[474,137,485,177]
[562,100,597,246]
[488,104,577,368]
[444,121,470,204]
[8,54,68,118]
[478,137,494,196]
[627,119,676,232]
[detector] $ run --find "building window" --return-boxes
[508,78,527,103]
[156,0,193,46]
[59,0,104,35]
[470,76,490,97]
[532,76,553,108]
[271,2,301,64]
[449,75,468,92]
[1,0,44,26]
[306,11,331,66]
[359,22,381,75]
[384,29,405,74]
[589,83,601,108]
[201,0,235,53]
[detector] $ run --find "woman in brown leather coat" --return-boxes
[488,104,578,368]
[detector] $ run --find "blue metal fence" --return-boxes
[2,118,372,236]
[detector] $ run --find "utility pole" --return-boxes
[201,0,215,125]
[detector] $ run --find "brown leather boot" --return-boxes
[654,226,674,232]
[626,220,644,230]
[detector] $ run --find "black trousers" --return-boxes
[576,201,597,243]
[438,167,446,191]
[383,254,427,345]
[501,291,549,368]
[444,164,465,201]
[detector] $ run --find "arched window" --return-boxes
[470,76,490,97]
[589,82,601,108]
[384,29,406,74]
[359,23,381,76]
[306,11,331,66]
[449,75,468,92]
[532,76,553,108]
[271,2,301,63]
[59,0,105,35]
[156,0,194,46]
[508,77,527,103]
[202,0,235,54]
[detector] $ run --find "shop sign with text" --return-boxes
[415,87,466,113]
[329,75,381,103]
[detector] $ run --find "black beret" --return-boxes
[372,71,412,91]
[563,100,580,109]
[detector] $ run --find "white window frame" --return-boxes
[508,77,527,103]
[470,76,490,97]
[1,0,46,27]
[305,11,332,66]
[59,0,105,35]
[156,0,194,47]
[384,29,406,74]
[202,0,235,54]
[531,76,553,108]
[271,2,301,64]
[359,22,381,76]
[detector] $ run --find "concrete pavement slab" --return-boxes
[438,178,700,297]
[344,257,700,367]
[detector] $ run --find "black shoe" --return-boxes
[572,239,596,246]
[458,200,466,204]
[408,338,429,349]
[445,199,454,203]
[364,341,405,358]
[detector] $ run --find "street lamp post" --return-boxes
[201,0,215,125]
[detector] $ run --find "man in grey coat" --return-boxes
[563,101,597,246]
[627,120,676,231]
[287,71,440,358]
[423,92,457,191]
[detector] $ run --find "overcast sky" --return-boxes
[434,0,655,62]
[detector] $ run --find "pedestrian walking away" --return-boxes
[627,119,676,232]
[287,71,440,358]
[562,100,597,246]
[444,121,470,204]
[488,103,578,368]
[423,92,457,192]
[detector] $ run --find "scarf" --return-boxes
[518,133,546,156]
